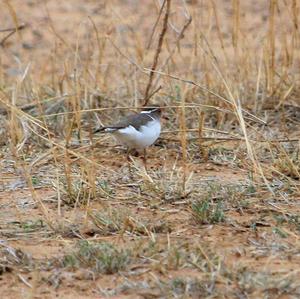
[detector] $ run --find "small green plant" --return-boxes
[170,277,186,295]
[58,178,95,206]
[62,241,131,274]
[272,227,288,238]
[191,199,225,224]
[274,213,300,232]
[88,209,127,235]
[31,176,40,186]
[21,219,44,232]
[288,215,300,231]
[62,254,77,268]
[167,277,209,297]
[166,246,184,270]
[208,147,238,165]
[97,180,113,195]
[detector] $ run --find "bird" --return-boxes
[94,107,162,156]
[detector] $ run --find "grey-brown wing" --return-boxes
[108,113,152,131]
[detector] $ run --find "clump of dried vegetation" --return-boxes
[0,0,300,298]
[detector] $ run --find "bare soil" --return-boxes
[0,1,300,299]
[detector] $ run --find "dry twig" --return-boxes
[143,0,171,106]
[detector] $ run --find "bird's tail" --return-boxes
[93,127,118,133]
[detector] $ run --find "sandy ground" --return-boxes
[0,1,300,298]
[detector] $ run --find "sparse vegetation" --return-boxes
[191,198,226,224]
[62,241,131,274]
[0,0,300,298]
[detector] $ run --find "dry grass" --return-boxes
[0,0,300,298]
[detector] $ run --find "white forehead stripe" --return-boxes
[141,108,158,114]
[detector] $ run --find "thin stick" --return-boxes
[268,0,276,93]
[0,23,27,46]
[198,110,208,161]
[146,0,167,49]
[143,0,171,106]
[152,1,192,90]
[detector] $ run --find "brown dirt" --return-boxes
[1,1,300,299]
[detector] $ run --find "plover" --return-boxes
[94,107,162,153]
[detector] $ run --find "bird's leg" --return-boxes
[131,149,139,157]
[142,149,147,170]
[126,148,131,162]
[126,148,134,178]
